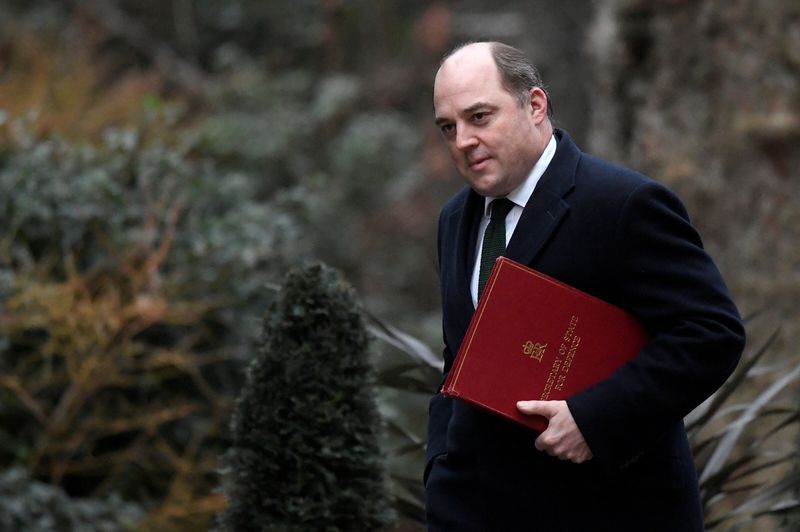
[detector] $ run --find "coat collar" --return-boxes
[455,129,581,308]
[446,129,581,320]
[504,128,579,265]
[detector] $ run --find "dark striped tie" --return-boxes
[478,198,515,299]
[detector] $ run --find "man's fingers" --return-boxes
[516,400,557,418]
[534,432,555,453]
[535,430,565,455]
[522,401,594,464]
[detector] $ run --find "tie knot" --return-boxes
[490,198,515,221]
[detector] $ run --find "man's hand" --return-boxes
[516,400,593,463]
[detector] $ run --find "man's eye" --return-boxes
[473,112,488,122]
[441,124,455,135]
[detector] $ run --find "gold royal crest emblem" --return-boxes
[522,341,547,362]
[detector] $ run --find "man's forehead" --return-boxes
[434,55,503,114]
[435,52,500,97]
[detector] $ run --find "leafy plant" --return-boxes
[686,312,800,530]
[0,115,302,528]
[219,263,394,531]
[367,313,441,526]
[0,467,142,531]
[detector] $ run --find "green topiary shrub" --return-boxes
[220,263,393,531]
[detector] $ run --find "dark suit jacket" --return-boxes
[425,130,745,531]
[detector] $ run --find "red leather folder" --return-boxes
[442,257,649,432]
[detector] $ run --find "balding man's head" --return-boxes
[439,42,553,119]
[432,41,553,197]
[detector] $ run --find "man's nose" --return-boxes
[455,126,478,151]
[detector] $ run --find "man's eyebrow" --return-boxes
[435,102,497,126]
[463,102,496,114]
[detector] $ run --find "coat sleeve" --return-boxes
[424,362,452,485]
[567,180,745,469]
[424,206,457,485]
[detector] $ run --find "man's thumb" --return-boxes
[516,400,556,418]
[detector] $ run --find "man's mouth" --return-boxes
[468,155,491,170]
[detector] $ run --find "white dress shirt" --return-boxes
[470,135,557,307]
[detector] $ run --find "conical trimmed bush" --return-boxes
[220,263,393,531]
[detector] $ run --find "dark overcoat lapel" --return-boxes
[504,130,578,267]
[445,131,578,346]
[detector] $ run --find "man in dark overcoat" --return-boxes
[425,41,745,531]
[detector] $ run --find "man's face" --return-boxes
[433,45,548,198]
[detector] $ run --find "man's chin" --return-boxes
[469,177,505,198]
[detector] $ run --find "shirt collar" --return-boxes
[484,134,557,215]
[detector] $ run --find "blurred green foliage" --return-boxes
[1,2,442,528]
[686,315,800,529]
[0,467,142,531]
[0,114,306,528]
[193,62,432,322]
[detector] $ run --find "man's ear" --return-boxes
[529,87,549,124]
